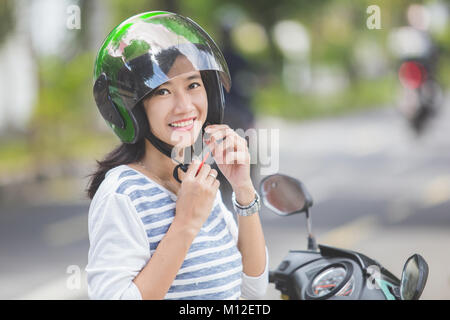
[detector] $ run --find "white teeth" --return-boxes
[169,119,194,127]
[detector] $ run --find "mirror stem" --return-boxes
[305,209,318,251]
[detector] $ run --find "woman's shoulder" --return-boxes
[91,164,175,211]
[87,165,151,241]
[92,164,147,203]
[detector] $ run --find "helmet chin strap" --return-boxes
[143,128,204,183]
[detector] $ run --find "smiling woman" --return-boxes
[85,11,268,300]
[143,70,208,148]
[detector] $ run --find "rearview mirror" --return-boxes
[400,254,429,300]
[259,174,313,216]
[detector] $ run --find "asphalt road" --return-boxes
[0,98,449,300]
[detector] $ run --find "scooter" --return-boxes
[259,173,429,300]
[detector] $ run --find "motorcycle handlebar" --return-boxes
[269,271,275,283]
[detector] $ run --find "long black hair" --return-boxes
[85,138,146,200]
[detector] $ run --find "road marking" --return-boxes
[319,215,379,249]
[318,176,450,250]
[43,213,88,247]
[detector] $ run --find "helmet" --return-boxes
[93,11,231,158]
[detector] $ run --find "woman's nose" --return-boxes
[173,90,195,113]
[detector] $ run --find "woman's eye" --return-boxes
[189,82,201,89]
[156,88,169,96]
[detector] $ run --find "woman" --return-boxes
[85,11,268,300]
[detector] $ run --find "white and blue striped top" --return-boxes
[86,164,268,300]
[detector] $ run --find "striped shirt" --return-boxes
[85,164,268,300]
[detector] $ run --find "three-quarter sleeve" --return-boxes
[85,192,149,300]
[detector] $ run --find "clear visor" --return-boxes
[96,13,231,109]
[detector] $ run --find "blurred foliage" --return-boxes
[23,52,116,175]
[0,138,32,177]
[0,0,14,45]
[0,0,449,180]
[254,74,397,120]
[108,0,158,26]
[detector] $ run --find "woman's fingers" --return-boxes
[190,162,218,185]
[205,168,218,185]
[212,178,220,190]
[210,133,248,165]
[196,163,211,180]
[205,124,231,133]
[206,127,234,143]
[184,159,201,180]
[226,151,250,164]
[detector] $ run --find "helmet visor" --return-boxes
[94,12,231,110]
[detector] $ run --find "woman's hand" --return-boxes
[174,159,220,234]
[204,124,253,194]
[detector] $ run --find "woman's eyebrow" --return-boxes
[162,74,201,86]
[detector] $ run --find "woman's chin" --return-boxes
[169,134,199,148]
[167,122,203,148]
[167,135,200,163]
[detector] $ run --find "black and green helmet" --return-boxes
[93,11,231,157]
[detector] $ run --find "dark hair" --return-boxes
[85,138,146,200]
[86,88,156,200]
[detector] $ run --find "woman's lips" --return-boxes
[168,117,196,131]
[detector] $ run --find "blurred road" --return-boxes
[0,96,449,300]
[258,96,450,300]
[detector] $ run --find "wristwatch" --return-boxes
[232,190,261,216]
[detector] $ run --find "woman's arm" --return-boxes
[132,160,220,299]
[86,192,151,300]
[205,124,267,278]
[234,184,267,277]
[132,217,198,299]
[219,187,268,299]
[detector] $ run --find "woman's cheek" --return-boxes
[192,90,208,113]
[148,115,169,140]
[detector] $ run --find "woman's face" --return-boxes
[143,70,208,149]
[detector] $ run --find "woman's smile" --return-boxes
[168,116,197,131]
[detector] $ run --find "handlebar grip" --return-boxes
[269,271,275,283]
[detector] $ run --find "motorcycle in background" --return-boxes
[388,5,444,135]
[397,56,443,135]
[259,173,429,300]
